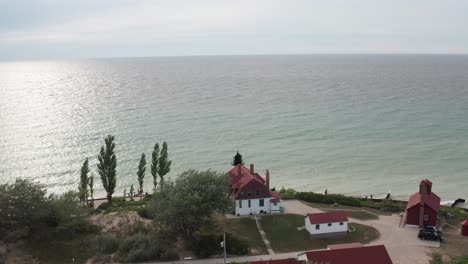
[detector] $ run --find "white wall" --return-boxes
[305,218,348,235]
[235,198,282,215]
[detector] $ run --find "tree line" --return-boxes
[78,135,172,206]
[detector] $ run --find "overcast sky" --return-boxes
[1,0,468,60]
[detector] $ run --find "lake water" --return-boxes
[1,55,467,200]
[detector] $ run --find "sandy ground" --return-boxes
[88,211,152,233]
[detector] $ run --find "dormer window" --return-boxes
[247,192,252,197]
[256,190,260,196]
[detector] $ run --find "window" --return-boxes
[248,200,251,208]
[339,222,344,225]
[239,200,242,208]
[247,192,252,197]
[328,223,332,227]
[273,203,277,206]
[315,224,320,230]
[259,199,264,207]
[424,214,429,221]
[256,190,260,196]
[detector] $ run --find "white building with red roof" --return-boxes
[304,211,348,235]
[229,152,282,216]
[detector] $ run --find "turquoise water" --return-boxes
[0,55,467,200]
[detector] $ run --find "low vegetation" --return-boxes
[280,187,407,215]
[440,206,468,229]
[222,217,268,255]
[260,214,380,253]
[431,252,468,264]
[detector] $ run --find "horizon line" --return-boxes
[2,52,468,63]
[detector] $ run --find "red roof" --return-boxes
[302,245,393,264]
[250,259,304,264]
[229,164,281,200]
[307,211,348,225]
[462,220,468,226]
[406,192,441,211]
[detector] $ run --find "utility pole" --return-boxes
[223,232,227,264]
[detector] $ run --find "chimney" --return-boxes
[250,164,254,174]
[266,169,270,189]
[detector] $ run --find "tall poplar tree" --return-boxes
[151,143,160,192]
[158,141,172,188]
[137,153,146,195]
[78,158,90,206]
[97,135,117,205]
[88,173,94,208]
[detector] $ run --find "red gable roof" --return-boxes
[307,211,348,225]
[229,164,281,200]
[302,245,393,264]
[406,192,441,211]
[462,220,468,227]
[250,259,304,264]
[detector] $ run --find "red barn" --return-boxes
[406,179,441,227]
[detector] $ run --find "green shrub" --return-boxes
[136,207,150,219]
[119,233,178,262]
[190,233,219,257]
[0,179,47,229]
[279,187,297,200]
[360,200,406,212]
[160,248,179,261]
[226,233,248,255]
[91,234,120,254]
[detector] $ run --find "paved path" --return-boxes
[148,252,298,264]
[254,216,275,255]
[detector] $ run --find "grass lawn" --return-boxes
[225,218,268,255]
[301,200,390,216]
[261,214,380,253]
[346,210,379,220]
[433,233,468,260]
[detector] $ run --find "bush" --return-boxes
[360,200,406,212]
[0,179,47,229]
[160,248,179,261]
[295,192,361,207]
[279,187,297,200]
[91,234,120,254]
[226,233,248,255]
[190,233,219,258]
[119,233,178,262]
[136,207,150,219]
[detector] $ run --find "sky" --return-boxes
[1,0,468,60]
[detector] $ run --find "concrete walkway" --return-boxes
[254,216,275,255]
[149,251,298,264]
